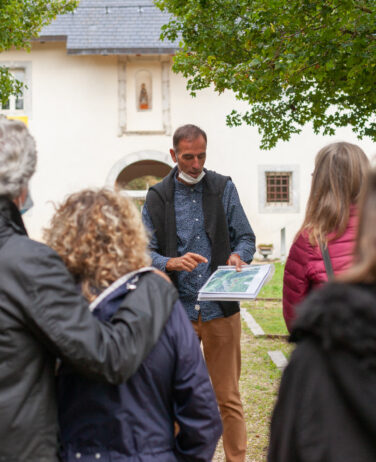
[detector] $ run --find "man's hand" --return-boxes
[166,252,208,272]
[227,253,247,272]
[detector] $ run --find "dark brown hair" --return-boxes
[298,142,369,246]
[173,124,207,153]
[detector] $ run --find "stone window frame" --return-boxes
[258,164,300,213]
[0,61,32,117]
[118,56,171,136]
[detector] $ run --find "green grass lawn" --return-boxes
[240,329,293,461]
[247,303,289,336]
[242,261,288,335]
[256,261,284,299]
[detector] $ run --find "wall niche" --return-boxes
[135,70,152,111]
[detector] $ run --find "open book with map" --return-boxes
[198,264,274,301]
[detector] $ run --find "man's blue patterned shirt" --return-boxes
[142,176,256,321]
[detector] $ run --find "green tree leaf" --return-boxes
[156,0,376,149]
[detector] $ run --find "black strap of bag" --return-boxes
[319,241,334,280]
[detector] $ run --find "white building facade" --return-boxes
[1,0,375,258]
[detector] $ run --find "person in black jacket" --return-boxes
[268,167,376,462]
[0,116,176,462]
[44,188,222,461]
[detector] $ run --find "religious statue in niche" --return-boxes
[136,70,152,111]
[139,83,149,110]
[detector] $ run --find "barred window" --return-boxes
[266,172,291,204]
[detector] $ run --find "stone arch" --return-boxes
[106,150,174,189]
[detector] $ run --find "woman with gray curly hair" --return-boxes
[0,116,176,461]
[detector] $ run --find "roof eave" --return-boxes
[34,35,67,42]
[66,47,177,55]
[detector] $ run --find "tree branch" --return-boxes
[355,4,373,14]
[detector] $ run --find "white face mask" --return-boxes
[178,170,206,185]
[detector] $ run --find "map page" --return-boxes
[198,264,274,301]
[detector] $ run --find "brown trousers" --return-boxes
[192,312,247,462]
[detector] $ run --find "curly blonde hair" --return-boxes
[44,189,151,302]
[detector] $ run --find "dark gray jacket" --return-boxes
[0,197,177,462]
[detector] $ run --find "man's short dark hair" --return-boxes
[173,124,207,153]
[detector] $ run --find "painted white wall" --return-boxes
[1,42,376,258]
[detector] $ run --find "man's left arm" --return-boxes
[223,181,256,270]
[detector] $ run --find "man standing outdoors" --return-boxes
[142,124,256,462]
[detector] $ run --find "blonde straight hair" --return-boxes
[298,142,370,247]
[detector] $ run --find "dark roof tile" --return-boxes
[39,0,178,54]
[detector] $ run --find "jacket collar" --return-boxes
[89,267,154,312]
[0,195,28,236]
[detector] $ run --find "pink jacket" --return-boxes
[283,206,358,332]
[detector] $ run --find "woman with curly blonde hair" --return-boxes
[44,188,222,462]
[45,189,151,301]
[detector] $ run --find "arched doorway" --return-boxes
[106,150,173,206]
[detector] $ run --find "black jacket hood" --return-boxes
[291,282,376,365]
